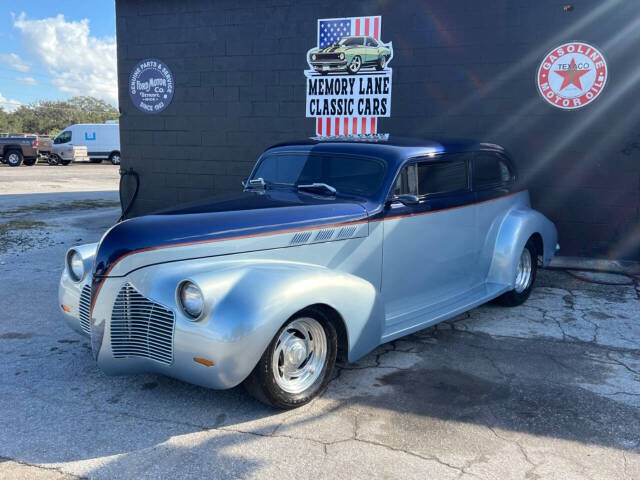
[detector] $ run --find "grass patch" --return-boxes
[0,220,48,235]
[3,199,120,215]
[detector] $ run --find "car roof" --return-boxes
[264,136,507,169]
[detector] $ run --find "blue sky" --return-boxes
[0,1,117,110]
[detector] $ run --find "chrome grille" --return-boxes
[290,231,312,245]
[110,283,175,365]
[315,53,340,61]
[315,229,335,241]
[79,284,92,335]
[337,225,357,239]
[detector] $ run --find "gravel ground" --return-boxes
[0,171,639,479]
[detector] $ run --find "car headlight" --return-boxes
[311,54,317,61]
[67,249,84,282]
[179,281,204,320]
[339,53,345,60]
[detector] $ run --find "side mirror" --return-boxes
[241,178,247,187]
[393,194,419,206]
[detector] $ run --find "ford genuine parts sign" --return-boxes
[129,59,175,114]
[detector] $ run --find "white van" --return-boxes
[52,121,120,164]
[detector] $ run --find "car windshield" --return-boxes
[251,153,386,197]
[338,37,363,47]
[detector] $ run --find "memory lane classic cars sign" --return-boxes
[536,42,608,110]
[129,58,175,114]
[305,16,393,136]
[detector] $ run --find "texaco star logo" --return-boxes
[536,41,607,110]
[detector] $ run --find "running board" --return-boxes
[381,282,510,342]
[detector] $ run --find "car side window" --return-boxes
[473,152,513,187]
[392,164,418,196]
[366,38,377,47]
[54,131,72,144]
[417,160,468,196]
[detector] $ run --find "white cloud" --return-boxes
[0,92,22,112]
[0,52,30,73]
[17,76,37,86]
[13,13,117,105]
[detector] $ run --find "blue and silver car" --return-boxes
[59,137,558,409]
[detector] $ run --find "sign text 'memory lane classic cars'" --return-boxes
[59,136,558,409]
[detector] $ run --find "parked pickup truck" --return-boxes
[37,135,52,163]
[50,143,89,165]
[0,134,39,166]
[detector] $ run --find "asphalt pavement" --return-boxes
[0,167,639,479]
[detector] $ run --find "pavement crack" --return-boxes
[0,456,87,479]
[605,352,640,376]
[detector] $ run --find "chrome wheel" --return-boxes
[348,56,362,74]
[7,153,20,166]
[514,247,533,293]
[272,317,327,394]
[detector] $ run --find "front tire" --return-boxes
[496,238,538,306]
[109,151,120,165]
[90,158,102,164]
[348,55,362,74]
[376,55,387,71]
[23,158,36,166]
[60,159,71,166]
[244,308,337,409]
[6,150,23,167]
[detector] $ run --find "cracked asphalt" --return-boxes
[1,179,639,479]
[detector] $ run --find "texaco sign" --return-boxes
[536,41,607,110]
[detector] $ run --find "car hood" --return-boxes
[93,189,369,278]
[313,44,351,54]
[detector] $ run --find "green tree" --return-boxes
[3,96,119,136]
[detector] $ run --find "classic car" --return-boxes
[308,35,392,75]
[59,136,558,409]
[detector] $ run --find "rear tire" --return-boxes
[496,238,538,307]
[244,308,337,409]
[6,150,23,167]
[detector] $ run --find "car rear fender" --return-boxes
[487,207,558,287]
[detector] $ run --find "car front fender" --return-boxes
[118,259,383,387]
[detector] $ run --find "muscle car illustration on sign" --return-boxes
[59,137,558,409]
[308,35,392,75]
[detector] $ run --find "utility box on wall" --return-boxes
[115,0,640,261]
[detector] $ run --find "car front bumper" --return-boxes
[310,60,348,72]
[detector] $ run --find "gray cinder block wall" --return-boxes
[115,0,640,261]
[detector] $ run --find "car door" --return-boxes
[364,37,377,64]
[472,151,517,280]
[381,153,476,332]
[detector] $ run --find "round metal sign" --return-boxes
[536,42,607,110]
[129,58,174,114]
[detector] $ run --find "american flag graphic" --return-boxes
[318,16,381,47]
[315,15,382,136]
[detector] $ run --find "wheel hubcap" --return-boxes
[272,317,327,394]
[514,248,533,293]
[8,154,18,164]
